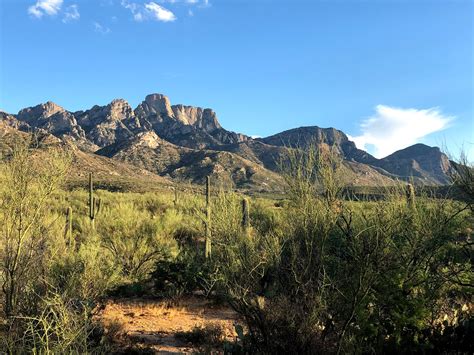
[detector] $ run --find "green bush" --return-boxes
[97,202,179,281]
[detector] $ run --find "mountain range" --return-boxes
[0,93,454,192]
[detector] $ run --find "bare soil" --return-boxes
[96,296,241,354]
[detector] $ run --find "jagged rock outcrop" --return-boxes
[135,93,174,118]
[0,111,24,130]
[171,105,222,132]
[134,93,249,149]
[16,102,85,140]
[75,99,142,147]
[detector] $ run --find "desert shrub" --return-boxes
[249,199,283,236]
[0,139,71,319]
[450,150,474,204]
[3,292,112,354]
[97,202,179,281]
[48,234,122,302]
[175,322,226,351]
[152,248,214,297]
[208,189,244,242]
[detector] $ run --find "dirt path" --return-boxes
[96,296,241,354]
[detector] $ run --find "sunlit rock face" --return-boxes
[17,101,86,139]
[74,99,142,147]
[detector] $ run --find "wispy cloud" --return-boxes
[28,0,63,18]
[145,2,176,22]
[121,0,176,22]
[120,0,140,20]
[349,105,453,158]
[94,21,111,34]
[62,4,80,22]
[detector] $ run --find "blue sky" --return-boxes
[0,0,472,158]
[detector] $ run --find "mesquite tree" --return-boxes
[0,138,70,318]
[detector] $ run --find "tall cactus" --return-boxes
[66,206,73,246]
[88,172,101,228]
[242,197,250,236]
[406,183,416,208]
[205,176,212,259]
[173,187,178,207]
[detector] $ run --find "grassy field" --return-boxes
[0,140,472,354]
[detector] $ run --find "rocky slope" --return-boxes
[2,93,455,190]
[0,126,170,192]
[97,131,284,191]
[373,144,454,185]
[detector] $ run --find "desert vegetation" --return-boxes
[0,138,472,353]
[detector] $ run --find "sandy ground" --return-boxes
[96,296,242,354]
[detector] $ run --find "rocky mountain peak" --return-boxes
[136,93,174,118]
[259,126,350,148]
[384,143,442,159]
[17,101,65,122]
[105,99,135,122]
[73,99,141,148]
[374,143,453,184]
[16,101,85,140]
[76,99,135,127]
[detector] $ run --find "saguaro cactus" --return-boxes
[66,206,73,246]
[88,172,101,228]
[205,176,212,259]
[173,187,178,207]
[242,198,250,236]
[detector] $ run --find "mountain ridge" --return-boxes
[1,93,454,190]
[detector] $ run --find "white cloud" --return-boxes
[145,2,176,22]
[62,4,80,23]
[28,0,63,18]
[349,105,453,158]
[94,21,111,34]
[188,9,194,16]
[186,0,199,3]
[121,0,176,22]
